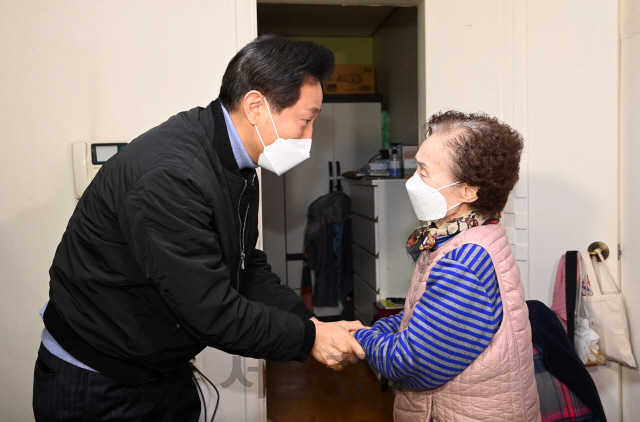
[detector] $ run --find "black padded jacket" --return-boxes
[44,100,315,383]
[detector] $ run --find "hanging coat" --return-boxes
[304,192,353,308]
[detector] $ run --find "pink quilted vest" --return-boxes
[393,223,540,422]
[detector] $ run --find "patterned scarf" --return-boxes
[405,210,499,261]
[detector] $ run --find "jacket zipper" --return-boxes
[240,207,250,269]
[237,175,255,288]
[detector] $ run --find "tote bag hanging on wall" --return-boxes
[580,250,636,368]
[574,253,605,366]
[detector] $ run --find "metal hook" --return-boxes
[588,241,609,261]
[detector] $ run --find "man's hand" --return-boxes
[310,319,367,371]
[338,320,369,334]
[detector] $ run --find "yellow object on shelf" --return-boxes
[323,64,375,94]
[379,299,403,309]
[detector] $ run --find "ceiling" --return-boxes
[257,4,399,37]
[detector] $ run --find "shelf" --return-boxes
[322,93,383,103]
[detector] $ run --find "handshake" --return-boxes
[310,318,369,371]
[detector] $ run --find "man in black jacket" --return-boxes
[33,35,366,421]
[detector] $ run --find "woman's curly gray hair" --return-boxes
[425,110,524,218]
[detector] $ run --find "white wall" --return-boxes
[526,0,619,305]
[0,2,237,420]
[526,4,621,417]
[422,1,621,419]
[423,0,530,292]
[620,0,640,419]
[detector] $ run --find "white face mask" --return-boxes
[405,172,461,221]
[255,99,312,176]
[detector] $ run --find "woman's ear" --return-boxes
[242,91,264,126]
[461,183,479,203]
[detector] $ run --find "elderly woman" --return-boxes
[354,111,540,421]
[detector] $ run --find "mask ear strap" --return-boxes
[263,99,280,140]
[254,125,266,148]
[446,202,462,212]
[442,181,462,213]
[438,181,460,191]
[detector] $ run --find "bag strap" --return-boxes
[565,251,579,345]
[576,254,587,317]
[594,249,620,292]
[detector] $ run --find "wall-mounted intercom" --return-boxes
[72,141,127,199]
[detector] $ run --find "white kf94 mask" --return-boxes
[405,172,461,221]
[255,100,312,176]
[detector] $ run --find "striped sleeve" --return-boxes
[368,311,404,334]
[354,244,503,389]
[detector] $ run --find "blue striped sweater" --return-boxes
[354,235,503,389]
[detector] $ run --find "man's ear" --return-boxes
[461,183,479,203]
[242,91,264,126]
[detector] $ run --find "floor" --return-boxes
[266,357,395,422]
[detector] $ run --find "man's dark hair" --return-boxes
[425,110,524,218]
[219,34,335,113]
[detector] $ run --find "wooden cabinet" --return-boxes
[346,178,418,325]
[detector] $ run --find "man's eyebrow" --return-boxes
[310,106,321,114]
[416,161,427,168]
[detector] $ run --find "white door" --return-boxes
[421,0,620,420]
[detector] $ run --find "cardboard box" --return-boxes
[323,64,375,94]
[402,145,418,160]
[402,145,419,178]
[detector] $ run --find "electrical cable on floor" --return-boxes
[189,361,220,422]
[192,370,207,422]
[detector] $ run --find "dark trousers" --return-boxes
[33,344,201,422]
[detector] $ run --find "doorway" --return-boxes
[259,2,420,313]
[257,3,420,419]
